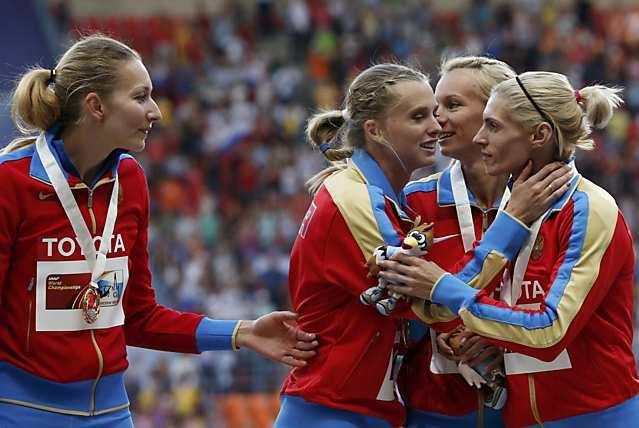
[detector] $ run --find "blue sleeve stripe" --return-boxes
[195,318,238,352]
[367,184,401,246]
[456,212,529,283]
[466,190,589,329]
[431,273,477,313]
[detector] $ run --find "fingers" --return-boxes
[287,348,317,361]
[531,161,567,182]
[457,328,476,341]
[294,328,317,341]
[436,332,455,357]
[389,252,414,262]
[280,345,319,367]
[540,165,572,191]
[294,339,319,351]
[467,346,501,367]
[275,310,297,319]
[379,269,412,285]
[280,354,309,368]
[458,335,483,356]
[378,259,413,276]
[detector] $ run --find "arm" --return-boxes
[124,164,318,365]
[407,161,573,326]
[323,179,407,302]
[123,167,205,353]
[430,192,631,361]
[410,211,530,325]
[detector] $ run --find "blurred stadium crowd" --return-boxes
[36,0,639,426]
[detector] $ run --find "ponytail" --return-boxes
[11,67,60,134]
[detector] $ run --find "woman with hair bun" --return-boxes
[381,71,639,426]
[401,55,520,428]
[275,62,442,428]
[0,34,319,427]
[275,63,569,427]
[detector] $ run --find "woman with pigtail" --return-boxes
[400,55,523,428]
[0,34,319,427]
[275,63,569,427]
[381,72,639,426]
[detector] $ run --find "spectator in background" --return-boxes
[37,1,639,425]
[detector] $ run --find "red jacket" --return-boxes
[401,167,501,417]
[281,149,416,426]
[428,174,639,426]
[0,131,203,416]
[281,150,527,426]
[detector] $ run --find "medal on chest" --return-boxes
[531,235,544,260]
[81,282,101,324]
[36,133,120,326]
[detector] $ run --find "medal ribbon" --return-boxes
[36,133,119,318]
[449,160,510,252]
[428,161,512,373]
[450,160,476,252]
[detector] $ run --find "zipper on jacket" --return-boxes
[338,331,381,390]
[87,189,97,234]
[25,278,34,352]
[528,374,544,427]
[476,389,484,428]
[89,330,104,415]
[481,210,489,233]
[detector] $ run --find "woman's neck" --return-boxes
[460,159,509,210]
[60,125,112,185]
[512,149,557,182]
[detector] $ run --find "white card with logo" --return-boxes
[36,256,129,331]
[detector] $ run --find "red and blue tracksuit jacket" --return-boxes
[425,172,639,426]
[402,166,501,419]
[281,149,527,427]
[0,129,236,417]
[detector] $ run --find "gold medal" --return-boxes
[531,235,545,259]
[81,282,101,324]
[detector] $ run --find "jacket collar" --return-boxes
[30,125,127,188]
[350,148,410,220]
[436,164,503,209]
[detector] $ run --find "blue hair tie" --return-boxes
[319,143,331,153]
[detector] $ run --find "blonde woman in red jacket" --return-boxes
[0,34,318,428]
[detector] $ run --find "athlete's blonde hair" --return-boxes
[491,71,623,160]
[440,56,516,103]
[306,63,429,195]
[5,34,140,153]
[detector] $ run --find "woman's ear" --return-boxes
[84,92,105,122]
[531,122,553,149]
[363,119,384,143]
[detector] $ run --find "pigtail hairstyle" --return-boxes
[4,34,140,154]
